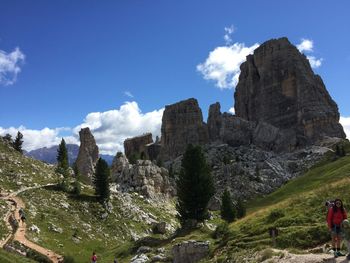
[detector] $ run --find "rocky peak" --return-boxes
[234,37,345,146]
[124,133,153,161]
[207,102,222,142]
[160,98,209,160]
[75,127,99,184]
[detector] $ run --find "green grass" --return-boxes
[0,140,58,191]
[0,200,10,240]
[248,153,350,212]
[0,249,36,263]
[19,185,177,263]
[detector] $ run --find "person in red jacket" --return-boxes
[327,198,348,257]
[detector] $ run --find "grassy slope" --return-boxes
[20,185,177,262]
[0,249,36,263]
[207,145,350,262]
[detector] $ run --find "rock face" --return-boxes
[111,153,176,199]
[172,240,210,263]
[124,133,153,161]
[234,37,345,146]
[161,98,209,160]
[75,128,99,184]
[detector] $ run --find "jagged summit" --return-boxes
[234,37,345,145]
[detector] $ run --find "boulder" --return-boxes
[172,240,210,263]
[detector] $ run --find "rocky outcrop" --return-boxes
[167,143,330,208]
[124,133,153,161]
[161,98,209,160]
[75,128,99,184]
[234,37,345,147]
[172,240,210,263]
[111,153,176,199]
[207,102,222,142]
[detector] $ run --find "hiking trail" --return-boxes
[0,184,63,263]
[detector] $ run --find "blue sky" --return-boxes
[0,0,349,154]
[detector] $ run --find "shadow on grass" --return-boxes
[42,185,99,203]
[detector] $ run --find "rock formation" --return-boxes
[161,98,209,160]
[124,133,153,161]
[172,241,210,263]
[75,128,99,184]
[111,153,176,199]
[234,37,345,146]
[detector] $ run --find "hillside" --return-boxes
[204,142,350,262]
[0,138,178,262]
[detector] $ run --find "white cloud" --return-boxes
[307,56,323,68]
[296,38,322,69]
[73,101,164,155]
[0,126,78,151]
[228,107,235,114]
[0,47,25,86]
[0,102,164,155]
[340,116,350,139]
[197,42,259,89]
[124,91,134,98]
[224,25,235,45]
[297,38,313,52]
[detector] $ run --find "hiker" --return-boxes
[341,219,350,260]
[91,251,97,263]
[327,198,347,257]
[19,208,26,225]
[113,258,118,263]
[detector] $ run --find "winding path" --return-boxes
[0,185,63,263]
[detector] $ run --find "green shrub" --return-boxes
[63,255,76,263]
[212,222,230,239]
[267,209,285,223]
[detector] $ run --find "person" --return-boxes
[91,251,97,263]
[113,258,118,263]
[327,198,347,257]
[341,219,350,260]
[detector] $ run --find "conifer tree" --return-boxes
[94,158,110,203]
[176,144,215,225]
[236,199,246,219]
[221,189,236,222]
[13,131,24,154]
[56,138,69,178]
[3,133,13,144]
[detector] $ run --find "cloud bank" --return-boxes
[0,47,25,86]
[1,102,164,155]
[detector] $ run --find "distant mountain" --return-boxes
[26,144,114,166]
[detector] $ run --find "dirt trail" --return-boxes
[0,185,63,263]
[263,249,349,263]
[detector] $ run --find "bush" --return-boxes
[26,249,51,263]
[63,255,76,263]
[267,209,285,223]
[212,222,230,239]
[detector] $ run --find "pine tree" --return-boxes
[13,131,24,153]
[221,189,236,222]
[56,138,69,178]
[94,158,110,203]
[236,199,246,219]
[176,144,215,225]
[3,134,13,144]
